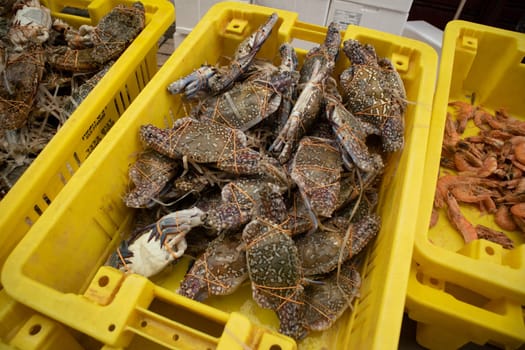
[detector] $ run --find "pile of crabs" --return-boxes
[0,0,145,198]
[108,14,407,340]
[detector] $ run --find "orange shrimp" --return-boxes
[494,205,517,231]
[443,113,461,150]
[449,184,497,213]
[449,101,475,133]
[475,224,514,249]
[445,191,478,243]
[513,141,525,165]
[510,203,525,233]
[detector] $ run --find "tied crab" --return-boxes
[290,136,343,229]
[339,39,407,153]
[1,0,49,129]
[241,188,307,340]
[178,231,248,301]
[270,23,341,164]
[111,179,287,277]
[46,2,145,72]
[139,117,287,180]
[193,43,299,131]
[168,13,279,98]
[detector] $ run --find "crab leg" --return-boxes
[208,12,279,94]
[168,13,279,98]
[270,61,332,163]
[167,66,216,98]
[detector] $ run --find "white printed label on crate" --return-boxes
[333,9,362,29]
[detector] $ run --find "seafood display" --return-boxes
[108,14,406,340]
[0,0,145,199]
[431,100,525,248]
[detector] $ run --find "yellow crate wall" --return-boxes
[2,2,438,349]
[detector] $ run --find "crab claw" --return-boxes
[109,230,182,277]
[167,66,217,98]
[151,207,206,246]
[207,12,279,94]
[108,207,206,277]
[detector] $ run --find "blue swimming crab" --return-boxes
[270,23,341,164]
[168,13,279,98]
[46,2,145,72]
[124,148,179,208]
[178,231,247,301]
[140,117,288,180]
[290,136,343,230]
[339,39,407,152]
[193,43,299,131]
[324,77,385,173]
[242,188,307,340]
[302,260,361,332]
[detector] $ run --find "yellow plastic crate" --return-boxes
[410,20,525,304]
[0,0,174,274]
[406,262,525,349]
[1,2,438,349]
[0,290,93,350]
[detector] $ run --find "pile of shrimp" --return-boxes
[431,100,525,249]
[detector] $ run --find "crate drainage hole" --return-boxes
[108,324,116,332]
[269,345,282,350]
[485,246,495,255]
[98,275,110,287]
[172,334,179,341]
[521,56,525,64]
[141,320,147,328]
[29,324,42,336]
[34,205,43,216]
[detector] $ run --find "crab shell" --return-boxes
[9,3,52,50]
[339,39,406,152]
[303,261,361,332]
[124,148,178,208]
[295,213,381,276]
[243,218,306,339]
[290,136,343,218]
[178,232,247,301]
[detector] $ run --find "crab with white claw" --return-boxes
[150,177,287,241]
[339,39,407,153]
[167,12,279,98]
[109,207,205,277]
[194,43,299,131]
